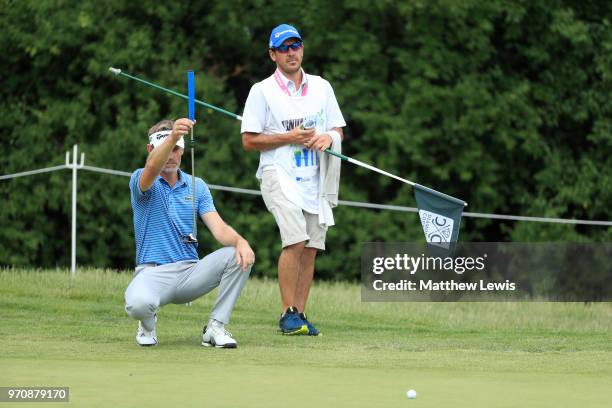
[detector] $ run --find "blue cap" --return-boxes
[269,24,302,49]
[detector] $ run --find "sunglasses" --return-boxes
[272,41,303,53]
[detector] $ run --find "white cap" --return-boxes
[148,130,184,149]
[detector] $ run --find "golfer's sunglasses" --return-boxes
[272,41,303,53]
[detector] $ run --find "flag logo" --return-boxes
[418,210,454,249]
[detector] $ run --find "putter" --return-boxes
[182,71,198,245]
[181,149,198,245]
[183,126,198,245]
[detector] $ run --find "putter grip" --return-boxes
[187,71,195,120]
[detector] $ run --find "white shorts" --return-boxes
[260,169,326,250]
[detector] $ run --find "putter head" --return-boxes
[182,233,198,245]
[109,67,121,75]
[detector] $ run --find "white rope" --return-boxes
[463,211,612,226]
[0,165,68,180]
[338,200,418,213]
[80,165,132,177]
[208,184,262,196]
[2,164,611,226]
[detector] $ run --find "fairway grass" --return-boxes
[1,269,611,407]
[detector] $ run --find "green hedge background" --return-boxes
[1,0,610,279]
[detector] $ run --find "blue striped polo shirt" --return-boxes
[130,168,216,266]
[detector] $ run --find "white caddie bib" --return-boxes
[258,72,329,213]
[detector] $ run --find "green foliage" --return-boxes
[1,0,610,279]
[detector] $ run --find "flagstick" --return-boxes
[109,67,417,189]
[109,67,242,120]
[328,149,466,206]
[110,67,467,206]
[324,149,416,187]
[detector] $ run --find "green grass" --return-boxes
[1,268,611,407]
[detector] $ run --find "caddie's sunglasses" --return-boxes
[272,41,303,53]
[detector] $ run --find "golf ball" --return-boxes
[406,389,417,399]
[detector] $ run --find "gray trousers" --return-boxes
[124,247,251,331]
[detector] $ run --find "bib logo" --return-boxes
[293,148,318,168]
[283,111,325,172]
[418,210,453,249]
[281,110,324,132]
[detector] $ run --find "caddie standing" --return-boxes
[241,24,346,336]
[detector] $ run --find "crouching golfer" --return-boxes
[124,118,254,348]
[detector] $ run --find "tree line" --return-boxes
[1,0,610,280]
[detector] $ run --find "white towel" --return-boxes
[318,131,342,228]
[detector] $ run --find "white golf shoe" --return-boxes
[202,324,237,349]
[136,318,157,347]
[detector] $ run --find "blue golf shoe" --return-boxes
[279,306,308,335]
